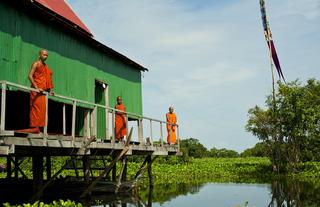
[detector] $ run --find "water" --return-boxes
[91,179,320,207]
[152,183,271,207]
[1,179,319,206]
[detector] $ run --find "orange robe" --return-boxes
[115,104,127,140]
[30,63,53,128]
[166,113,177,144]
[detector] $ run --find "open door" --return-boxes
[95,80,109,140]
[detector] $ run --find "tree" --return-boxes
[210,147,239,158]
[240,142,269,157]
[180,138,208,158]
[246,79,320,171]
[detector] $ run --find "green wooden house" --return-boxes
[0,0,148,140]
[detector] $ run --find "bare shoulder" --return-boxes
[32,60,41,68]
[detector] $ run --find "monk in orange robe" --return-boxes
[18,49,54,133]
[115,96,127,140]
[166,106,177,145]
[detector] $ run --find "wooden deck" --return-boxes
[0,130,181,157]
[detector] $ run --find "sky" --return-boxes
[67,0,320,152]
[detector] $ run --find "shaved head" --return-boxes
[39,48,47,54]
[38,49,48,62]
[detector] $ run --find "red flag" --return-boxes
[267,39,285,82]
[260,0,285,82]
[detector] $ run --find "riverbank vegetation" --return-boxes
[3,200,82,207]
[0,149,319,182]
[246,79,320,172]
[135,157,320,186]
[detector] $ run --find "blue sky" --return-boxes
[67,0,320,152]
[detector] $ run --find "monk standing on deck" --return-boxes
[166,106,177,145]
[18,49,54,133]
[115,96,127,141]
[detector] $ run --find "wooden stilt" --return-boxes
[122,157,127,182]
[14,156,19,179]
[83,155,90,184]
[147,155,153,188]
[134,155,158,182]
[32,155,44,196]
[6,156,11,179]
[46,156,51,180]
[115,157,127,193]
[147,185,153,207]
[112,153,117,182]
[134,156,149,180]
[71,156,79,179]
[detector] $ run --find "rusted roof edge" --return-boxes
[26,0,149,72]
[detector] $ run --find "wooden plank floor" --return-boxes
[0,131,181,156]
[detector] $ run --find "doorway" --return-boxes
[94,80,109,140]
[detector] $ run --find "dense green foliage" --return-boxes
[295,162,320,179]
[0,157,274,183]
[246,79,320,171]
[180,138,239,159]
[240,142,269,157]
[210,147,239,158]
[3,200,82,207]
[180,138,209,158]
[139,157,273,185]
[1,156,320,182]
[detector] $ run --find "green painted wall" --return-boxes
[0,2,143,116]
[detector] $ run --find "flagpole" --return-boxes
[260,0,282,173]
[266,31,280,173]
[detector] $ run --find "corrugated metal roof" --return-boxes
[33,0,92,36]
[23,0,148,71]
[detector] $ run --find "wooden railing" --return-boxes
[0,80,180,148]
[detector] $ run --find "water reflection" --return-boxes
[138,183,203,206]
[268,179,320,207]
[135,178,320,207]
[1,178,319,206]
[81,186,154,207]
[147,183,270,207]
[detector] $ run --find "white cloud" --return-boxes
[165,64,256,102]
[274,0,320,20]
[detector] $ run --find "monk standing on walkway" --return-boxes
[166,106,177,145]
[115,96,126,141]
[19,49,54,133]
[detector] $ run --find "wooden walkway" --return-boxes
[0,131,180,156]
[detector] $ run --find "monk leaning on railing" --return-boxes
[17,49,54,134]
[115,96,127,141]
[166,106,177,145]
